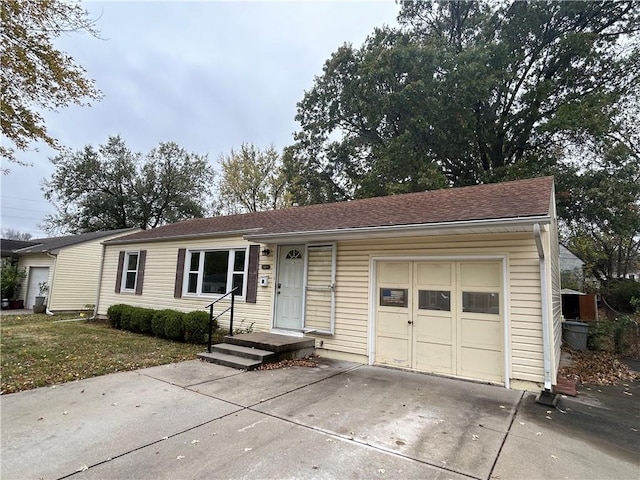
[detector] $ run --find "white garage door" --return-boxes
[375,260,503,383]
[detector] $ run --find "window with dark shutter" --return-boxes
[245,244,259,303]
[135,250,147,295]
[115,251,125,293]
[174,248,186,298]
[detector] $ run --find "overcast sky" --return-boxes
[0,0,399,238]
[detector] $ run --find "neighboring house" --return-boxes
[559,245,584,275]
[559,244,585,291]
[1,239,37,266]
[96,176,561,390]
[15,229,137,312]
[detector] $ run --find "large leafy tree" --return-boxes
[42,136,216,233]
[215,143,289,215]
[556,92,640,284]
[1,0,101,168]
[286,0,640,203]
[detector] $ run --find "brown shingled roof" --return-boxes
[107,176,554,244]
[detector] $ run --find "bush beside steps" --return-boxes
[107,304,216,344]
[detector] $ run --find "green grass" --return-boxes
[0,313,201,395]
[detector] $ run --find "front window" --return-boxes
[185,248,247,297]
[122,252,139,291]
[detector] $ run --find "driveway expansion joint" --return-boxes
[487,390,525,479]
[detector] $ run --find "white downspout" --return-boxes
[94,243,107,319]
[533,224,552,391]
[45,253,56,316]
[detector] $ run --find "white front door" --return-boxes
[27,267,49,309]
[274,245,305,330]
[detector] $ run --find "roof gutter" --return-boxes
[244,215,552,243]
[534,223,552,392]
[105,228,263,245]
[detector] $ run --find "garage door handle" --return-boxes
[407,321,413,325]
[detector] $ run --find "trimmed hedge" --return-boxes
[106,304,216,344]
[184,311,215,344]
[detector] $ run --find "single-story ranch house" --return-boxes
[15,229,136,312]
[96,176,561,390]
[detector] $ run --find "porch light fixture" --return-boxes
[261,248,271,256]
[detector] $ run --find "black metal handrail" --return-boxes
[205,287,238,353]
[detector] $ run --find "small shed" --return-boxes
[560,288,598,321]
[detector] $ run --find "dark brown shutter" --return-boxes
[135,250,147,295]
[174,248,186,298]
[245,244,259,304]
[115,251,125,293]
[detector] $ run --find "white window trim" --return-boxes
[121,251,140,293]
[182,247,249,299]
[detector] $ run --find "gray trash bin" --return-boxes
[562,320,589,351]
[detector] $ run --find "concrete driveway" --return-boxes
[1,359,638,480]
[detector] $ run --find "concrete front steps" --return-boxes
[198,332,315,370]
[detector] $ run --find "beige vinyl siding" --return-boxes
[48,239,107,311]
[548,199,562,382]
[97,237,274,332]
[17,254,55,303]
[307,232,545,383]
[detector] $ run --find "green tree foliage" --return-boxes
[215,143,289,214]
[558,142,640,283]
[1,0,101,167]
[42,136,215,233]
[286,0,640,203]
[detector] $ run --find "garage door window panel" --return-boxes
[418,290,450,311]
[380,288,408,307]
[462,292,500,314]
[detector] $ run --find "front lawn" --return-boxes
[0,313,201,394]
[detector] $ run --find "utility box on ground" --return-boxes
[562,320,589,351]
